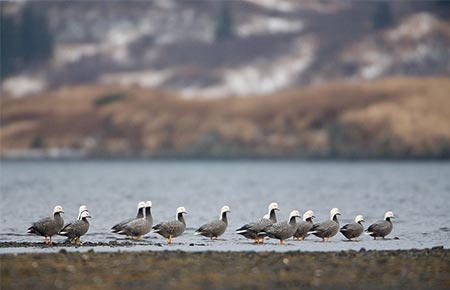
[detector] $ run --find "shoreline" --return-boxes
[1,248,449,290]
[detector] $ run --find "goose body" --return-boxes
[367,211,394,239]
[340,215,364,241]
[311,208,341,241]
[236,202,279,243]
[27,205,64,245]
[152,207,187,244]
[119,201,153,240]
[60,210,91,244]
[293,210,315,240]
[195,206,230,239]
[111,201,146,235]
[258,210,301,245]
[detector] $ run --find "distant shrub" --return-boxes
[93,93,126,107]
[30,135,43,149]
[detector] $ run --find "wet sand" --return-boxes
[1,247,449,290]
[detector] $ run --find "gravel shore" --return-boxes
[1,247,449,290]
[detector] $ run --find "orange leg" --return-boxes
[280,240,284,245]
[300,237,305,241]
[50,236,53,245]
[168,235,173,244]
[44,236,48,244]
[137,236,141,241]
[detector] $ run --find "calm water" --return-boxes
[1,160,449,253]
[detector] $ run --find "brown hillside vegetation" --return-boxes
[1,77,450,158]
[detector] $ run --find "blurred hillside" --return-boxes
[1,0,450,97]
[2,77,450,159]
[1,1,450,159]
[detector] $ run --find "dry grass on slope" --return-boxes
[1,77,449,158]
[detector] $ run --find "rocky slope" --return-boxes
[2,1,449,97]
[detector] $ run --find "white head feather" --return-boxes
[355,215,365,223]
[53,205,64,214]
[77,205,88,220]
[330,208,341,220]
[384,211,394,220]
[176,206,187,217]
[289,210,301,220]
[137,201,146,209]
[80,211,91,219]
[145,200,152,207]
[220,205,231,218]
[267,202,280,214]
[303,210,315,221]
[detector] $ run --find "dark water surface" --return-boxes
[1,160,449,253]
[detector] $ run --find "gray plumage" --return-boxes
[59,212,90,243]
[236,206,278,241]
[340,215,364,240]
[367,211,394,239]
[293,219,314,240]
[340,223,363,240]
[152,207,187,244]
[111,202,145,234]
[367,220,392,238]
[195,206,230,239]
[120,206,153,240]
[258,210,301,244]
[311,208,341,241]
[27,206,64,244]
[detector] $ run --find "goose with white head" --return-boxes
[310,208,341,241]
[195,206,231,239]
[293,210,315,240]
[367,211,394,239]
[111,201,146,236]
[152,207,187,244]
[119,201,153,241]
[60,210,91,244]
[258,210,302,245]
[340,215,365,241]
[27,205,64,245]
[236,202,280,244]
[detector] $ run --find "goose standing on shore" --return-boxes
[340,215,364,241]
[119,201,153,241]
[111,201,146,236]
[152,207,187,244]
[236,202,280,243]
[27,205,64,245]
[293,210,315,240]
[258,210,301,245]
[310,208,341,241]
[195,206,231,239]
[59,210,91,244]
[367,211,394,239]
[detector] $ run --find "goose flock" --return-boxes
[27,202,395,245]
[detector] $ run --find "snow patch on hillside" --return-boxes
[182,37,316,98]
[238,16,303,37]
